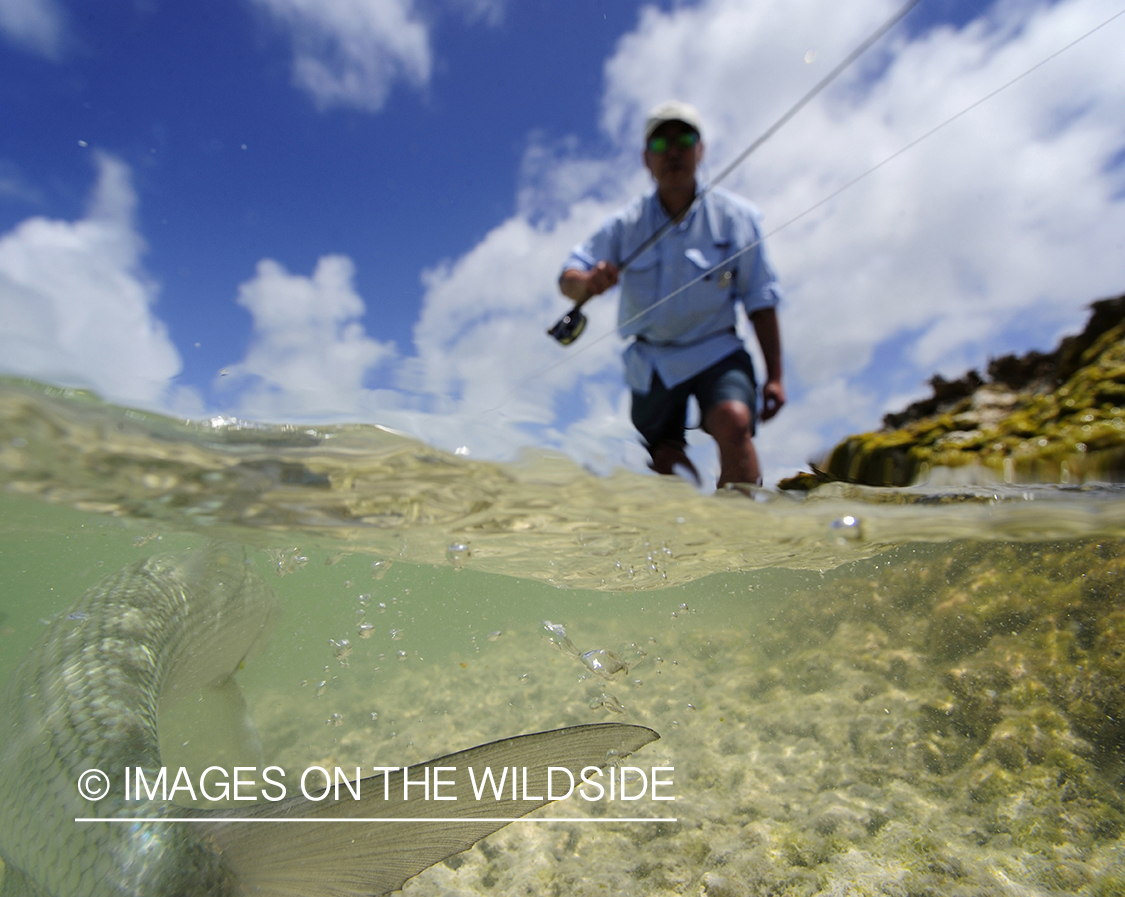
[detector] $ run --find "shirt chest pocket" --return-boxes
[684,246,736,291]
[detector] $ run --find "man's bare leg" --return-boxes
[703,400,761,486]
[647,441,702,487]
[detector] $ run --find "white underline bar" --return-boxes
[75,816,677,824]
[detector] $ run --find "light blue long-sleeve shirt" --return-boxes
[563,185,782,393]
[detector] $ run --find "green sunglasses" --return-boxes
[646,131,700,154]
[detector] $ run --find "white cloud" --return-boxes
[549,0,1125,480]
[387,202,639,462]
[742,0,1125,400]
[221,255,398,418]
[379,0,1123,483]
[138,0,1125,483]
[13,0,1122,489]
[0,0,66,58]
[444,0,506,28]
[212,196,642,465]
[249,0,510,111]
[251,0,431,111]
[0,161,42,206]
[0,153,182,406]
[222,0,1125,483]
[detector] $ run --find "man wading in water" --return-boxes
[558,102,784,487]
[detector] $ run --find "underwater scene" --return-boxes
[4,378,1125,896]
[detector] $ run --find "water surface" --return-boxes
[3,379,1125,895]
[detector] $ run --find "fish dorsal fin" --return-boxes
[205,723,658,897]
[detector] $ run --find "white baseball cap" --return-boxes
[644,101,704,142]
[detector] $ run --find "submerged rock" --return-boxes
[783,293,1125,488]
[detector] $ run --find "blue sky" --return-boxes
[2,0,1124,484]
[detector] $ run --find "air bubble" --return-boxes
[390,628,404,641]
[830,515,864,543]
[581,648,629,680]
[357,622,375,639]
[358,593,372,606]
[624,642,648,663]
[267,547,308,576]
[590,693,627,714]
[330,638,352,665]
[371,560,392,580]
[446,543,470,571]
[541,620,579,657]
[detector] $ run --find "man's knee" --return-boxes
[706,401,761,487]
[704,400,753,443]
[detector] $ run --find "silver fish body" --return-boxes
[0,542,275,896]
[0,543,658,897]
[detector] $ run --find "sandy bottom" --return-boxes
[250,551,1125,897]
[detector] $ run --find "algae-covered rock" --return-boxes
[783,294,1125,488]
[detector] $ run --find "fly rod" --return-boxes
[548,0,925,345]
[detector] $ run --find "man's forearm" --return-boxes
[751,307,782,382]
[751,307,785,421]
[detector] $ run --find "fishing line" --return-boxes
[610,1,1125,343]
[547,0,926,339]
[486,0,926,413]
[480,3,1125,417]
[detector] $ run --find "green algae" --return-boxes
[734,538,1125,892]
[1092,877,1125,897]
[785,294,1125,488]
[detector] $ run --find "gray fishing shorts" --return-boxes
[630,349,758,450]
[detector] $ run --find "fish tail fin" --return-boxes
[203,723,659,897]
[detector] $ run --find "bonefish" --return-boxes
[0,542,657,896]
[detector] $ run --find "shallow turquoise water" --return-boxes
[4,379,1125,895]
